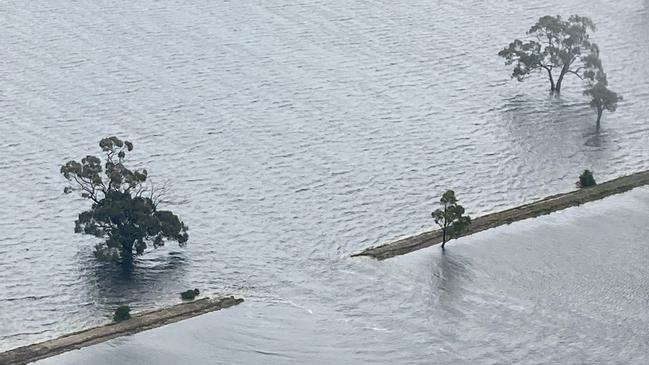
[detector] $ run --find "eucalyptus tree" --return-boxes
[431,190,471,249]
[61,136,188,264]
[498,15,602,93]
[583,71,622,130]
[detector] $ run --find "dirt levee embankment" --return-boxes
[353,170,649,260]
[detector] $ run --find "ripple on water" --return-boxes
[2,0,649,363]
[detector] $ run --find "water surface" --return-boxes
[2,0,649,363]
[36,188,649,364]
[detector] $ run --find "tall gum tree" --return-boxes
[61,136,189,264]
[498,15,602,93]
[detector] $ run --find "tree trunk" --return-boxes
[555,70,566,93]
[596,107,603,131]
[121,242,134,261]
[118,225,135,262]
[442,227,447,248]
[441,206,448,249]
[546,68,556,92]
[555,74,564,93]
[555,63,571,93]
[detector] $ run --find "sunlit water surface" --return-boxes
[2,0,649,363]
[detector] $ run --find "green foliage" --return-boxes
[431,190,471,249]
[113,305,131,322]
[578,170,597,188]
[583,71,622,128]
[498,15,601,92]
[499,14,622,126]
[61,137,188,263]
[180,288,200,300]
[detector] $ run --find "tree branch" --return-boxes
[72,176,100,203]
[566,69,584,80]
[539,62,554,71]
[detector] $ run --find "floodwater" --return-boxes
[35,187,649,364]
[1,0,649,363]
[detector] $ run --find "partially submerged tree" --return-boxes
[61,136,188,264]
[431,190,471,249]
[498,15,601,93]
[583,71,622,130]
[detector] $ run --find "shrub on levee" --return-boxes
[113,305,131,322]
[578,170,597,188]
[181,289,200,300]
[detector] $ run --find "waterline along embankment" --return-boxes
[0,296,243,365]
[353,170,649,260]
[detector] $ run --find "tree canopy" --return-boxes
[498,15,601,93]
[61,136,188,263]
[431,190,471,249]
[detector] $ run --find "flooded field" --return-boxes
[35,187,649,364]
[2,0,649,363]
